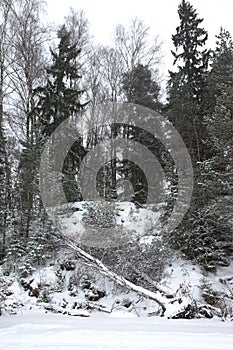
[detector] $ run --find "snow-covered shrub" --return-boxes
[199,277,221,307]
[0,276,14,316]
[82,201,117,229]
[169,203,232,271]
[3,233,27,274]
[170,301,214,319]
[199,277,233,319]
[80,274,92,290]
[86,235,172,289]
[3,219,58,277]
[38,288,52,303]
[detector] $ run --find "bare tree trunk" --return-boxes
[7,0,48,237]
[0,0,13,257]
[0,84,7,256]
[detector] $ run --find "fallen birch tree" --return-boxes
[57,233,166,316]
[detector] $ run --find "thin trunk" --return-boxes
[0,42,7,257]
[57,233,166,316]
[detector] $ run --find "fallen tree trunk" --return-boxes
[87,301,111,313]
[59,235,166,316]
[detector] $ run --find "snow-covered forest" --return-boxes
[0,0,233,348]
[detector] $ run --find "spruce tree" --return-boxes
[35,25,87,202]
[167,0,210,212]
[36,25,86,136]
[168,0,209,162]
[166,1,232,270]
[205,28,233,198]
[193,28,233,268]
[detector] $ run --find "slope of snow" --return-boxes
[0,310,233,350]
[1,251,233,320]
[1,200,233,325]
[58,201,161,244]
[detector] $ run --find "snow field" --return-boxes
[0,310,233,350]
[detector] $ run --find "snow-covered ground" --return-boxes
[0,310,232,350]
[1,201,233,349]
[58,201,162,247]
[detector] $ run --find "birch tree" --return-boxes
[0,0,14,257]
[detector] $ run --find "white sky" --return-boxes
[46,0,233,78]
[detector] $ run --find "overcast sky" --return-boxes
[46,0,233,83]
